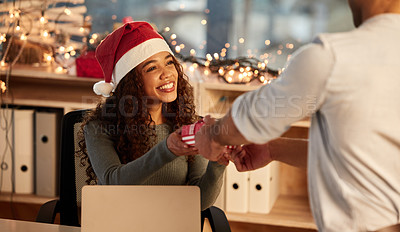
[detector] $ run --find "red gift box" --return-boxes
[181,120,205,146]
[75,51,103,78]
[181,119,236,150]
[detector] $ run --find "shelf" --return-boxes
[226,195,316,230]
[0,64,99,83]
[200,81,263,92]
[1,65,101,111]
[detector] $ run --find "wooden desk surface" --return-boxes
[0,218,80,232]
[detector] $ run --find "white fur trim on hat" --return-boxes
[93,80,115,97]
[112,38,173,86]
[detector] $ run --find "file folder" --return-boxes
[225,163,249,213]
[0,108,13,193]
[35,111,59,197]
[13,109,35,194]
[248,161,280,214]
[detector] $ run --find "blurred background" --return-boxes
[86,0,354,69]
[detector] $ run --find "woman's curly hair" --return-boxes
[76,56,198,184]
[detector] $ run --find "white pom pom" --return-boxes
[93,81,114,97]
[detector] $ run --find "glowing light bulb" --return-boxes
[265,40,271,46]
[59,46,65,52]
[193,63,198,68]
[42,30,49,38]
[206,54,212,61]
[164,27,170,32]
[16,25,21,31]
[0,80,6,93]
[218,68,224,75]
[64,53,70,59]
[79,27,85,33]
[170,34,177,40]
[229,70,234,76]
[204,70,210,75]
[40,16,46,24]
[89,38,95,44]
[239,38,245,44]
[20,34,27,40]
[64,8,72,15]
[175,46,181,53]
[0,60,5,67]
[227,76,233,83]
[46,55,52,62]
[201,20,207,25]
[214,53,219,60]
[225,43,230,48]
[189,66,195,72]
[190,49,196,56]
[55,66,64,73]
[92,34,98,39]
[70,50,76,56]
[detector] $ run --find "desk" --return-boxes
[0,218,80,232]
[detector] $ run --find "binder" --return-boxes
[248,161,280,214]
[0,108,13,192]
[13,109,35,194]
[35,111,59,197]
[225,163,249,213]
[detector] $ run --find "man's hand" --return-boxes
[194,115,225,161]
[167,128,199,156]
[230,143,273,172]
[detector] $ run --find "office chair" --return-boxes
[36,109,231,232]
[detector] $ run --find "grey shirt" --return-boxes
[84,120,226,210]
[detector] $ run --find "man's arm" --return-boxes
[232,137,308,172]
[269,137,308,168]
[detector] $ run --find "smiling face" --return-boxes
[137,51,178,104]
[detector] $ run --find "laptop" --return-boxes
[81,185,201,232]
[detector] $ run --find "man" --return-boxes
[195,0,400,231]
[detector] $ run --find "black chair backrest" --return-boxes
[58,109,91,226]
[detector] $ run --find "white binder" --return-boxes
[35,111,58,197]
[248,161,280,214]
[225,163,249,213]
[0,108,13,193]
[13,109,35,194]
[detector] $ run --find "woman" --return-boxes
[76,21,227,210]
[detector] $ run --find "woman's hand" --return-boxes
[167,128,199,156]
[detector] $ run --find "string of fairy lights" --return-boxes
[0,0,298,92]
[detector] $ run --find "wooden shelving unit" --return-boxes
[194,80,315,231]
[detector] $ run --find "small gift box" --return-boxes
[181,120,205,146]
[181,119,236,150]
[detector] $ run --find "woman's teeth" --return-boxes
[159,82,173,90]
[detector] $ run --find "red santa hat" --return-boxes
[93,21,173,97]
